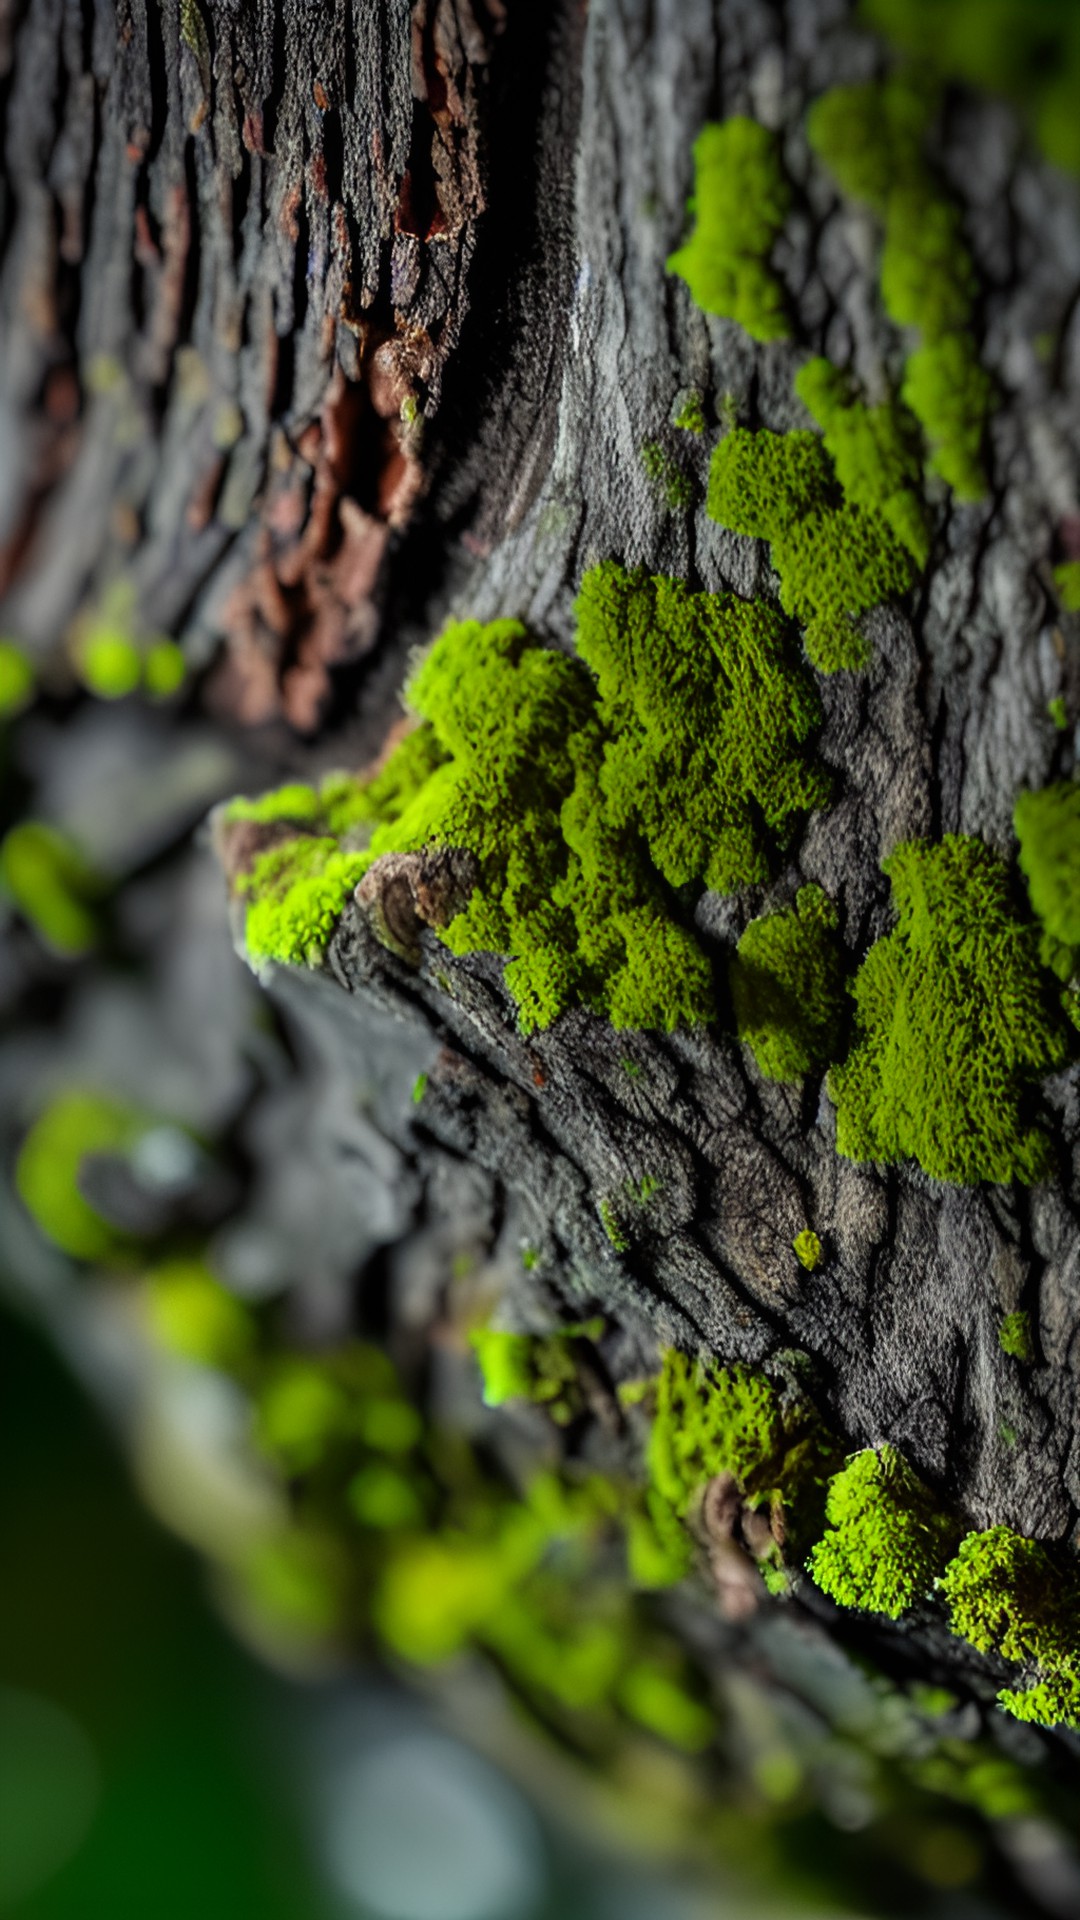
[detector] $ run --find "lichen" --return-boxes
[807,76,992,499]
[807,1446,957,1620]
[0,821,102,955]
[666,117,791,341]
[828,835,1068,1185]
[707,414,917,672]
[730,883,845,1080]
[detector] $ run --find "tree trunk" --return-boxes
[4,0,1080,1911]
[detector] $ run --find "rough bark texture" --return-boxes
[4,0,1080,1910]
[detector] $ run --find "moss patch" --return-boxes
[998,1311,1034,1362]
[667,118,790,341]
[471,1319,604,1426]
[16,1091,147,1262]
[1014,779,1080,983]
[236,564,830,1032]
[807,75,992,499]
[828,835,1068,1185]
[730,883,845,1080]
[807,1446,958,1620]
[0,821,103,955]
[707,409,918,672]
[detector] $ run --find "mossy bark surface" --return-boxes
[4,0,1080,1910]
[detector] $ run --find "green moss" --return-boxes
[347,1462,425,1531]
[647,1350,785,1515]
[471,1321,602,1425]
[1015,780,1080,984]
[572,564,828,892]
[666,118,791,341]
[807,1446,958,1619]
[937,1526,1078,1674]
[238,836,370,968]
[862,0,1080,175]
[0,639,34,717]
[808,76,991,499]
[1054,560,1080,613]
[997,1669,1080,1731]
[143,639,187,698]
[235,564,831,1033]
[794,357,930,567]
[793,1229,822,1272]
[617,1662,714,1752]
[730,883,845,1080]
[598,1198,630,1251]
[0,821,102,955]
[15,1091,146,1262]
[707,421,917,671]
[640,441,694,511]
[411,1072,428,1105]
[901,336,993,500]
[828,835,1068,1185]
[254,1344,407,1474]
[78,627,142,698]
[144,1258,255,1369]
[998,1310,1034,1361]
[1048,695,1069,730]
[672,389,706,434]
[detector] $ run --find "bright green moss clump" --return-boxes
[238,838,371,969]
[234,565,830,1030]
[828,835,1068,1184]
[730,883,845,1080]
[144,1258,255,1369]
[794,358,930,568]
[1014,780,1080,981]
[647,1350,784,1516]
[863,0,1080,176]
[667,118,791,341]
[0,821,102,954]
[470,1319,604,1425]
[938,1526,1080,1724]
[0,640,34,717]
[708,416,917,672]
[807,1446,957,1620]
[808,77,992,498]
[1054,561,1080,613]
[16,1091,146,1261]
[998,1311,1034,1361]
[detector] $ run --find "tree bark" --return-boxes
[5,0,1080,1909]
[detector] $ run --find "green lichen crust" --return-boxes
[807,1446,957,1621]
[707,414,917,672]
[730,883,845,1081]
[808,76,992,499]
[828,835,1068,1185]
[666,118,791,341]
[1014,779,1080,981]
